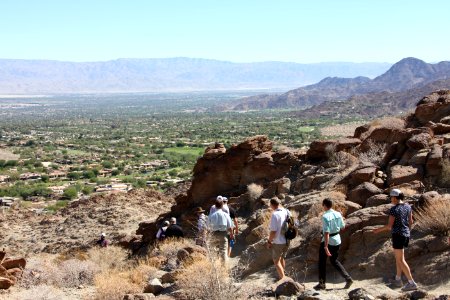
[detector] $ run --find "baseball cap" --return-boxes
[390,189,402,197]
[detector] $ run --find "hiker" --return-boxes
[165,217,184,238]
[266,198,289,280]
[208,199,234,263]
[209,195,226,215]
[96,233,109,248]
[314,198,353,290]
[227,203,239,257]
[195,207,208,246]
[222,196,230,214]
[156,220,170,241]
[372,189,418,291]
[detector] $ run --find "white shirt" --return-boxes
[209,204,230,215]
[156,226,168,239]
[269,208,288,244]
[208,210,234,232]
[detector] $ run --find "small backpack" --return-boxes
[283,210,298,242]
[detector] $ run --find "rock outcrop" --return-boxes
[0,251,26,290]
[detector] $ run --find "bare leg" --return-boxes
[394,249,413,281]
[394,249,402,278]
[273,257,285,280]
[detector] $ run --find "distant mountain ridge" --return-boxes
[219,57,450,111]
[0,58,391,94]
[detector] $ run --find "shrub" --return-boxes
[87,246,129,272]
[247,183,263,201]
[353,140,388,165]
[63,186,78,199]
[325,144,352,169]
[415,197,450,236]
[176,256,236,300]
[94,270,141,300]
[370,117,406,130]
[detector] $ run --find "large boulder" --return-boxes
[306,138,361,161]
[388,165,423,186]
[1,258,26,270]
[188,136,299,206]
[415,90,450,125]
[349,166,377,186]
[348,183,383,206]
[426,144,443,176]
[144,278,163,295]
[0,277,14,290]
[203,143,226,159]
[365,194,388,207]
[406,133,431,150]
[273,276,304,296]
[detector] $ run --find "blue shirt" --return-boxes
[208,210,233,232]
[321,209,345,246]
[389,203,411,237]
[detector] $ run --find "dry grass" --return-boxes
[176,255,236,300]
[94,270,143,300]
[320,122,366,137]
[247,183,264,201]
[325,144,353,170]
[155,237,196,259]
[415,197,450,236]
[87,245,129,272]
[353,140,388,165]
[370,117,406,130]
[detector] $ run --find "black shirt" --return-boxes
[165,224,184,238]
[229,207,236,220]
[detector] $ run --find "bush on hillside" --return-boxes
[415,197,450,236]
[247,183,263,201]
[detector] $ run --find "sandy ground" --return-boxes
[0,149,19,161]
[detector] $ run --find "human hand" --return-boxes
[324,246,332,257]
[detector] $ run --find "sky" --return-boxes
[1,0,449,63]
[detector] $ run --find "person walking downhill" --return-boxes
[372,189,418,291]
[266,198,289,280]
[314,198,353,290]
[227,203,239,257]
[195,207,208,247]
[208,199,234,263]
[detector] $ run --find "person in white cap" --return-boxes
[372,189,418,291]
[96,233,109,248]
[156,220,170,241]
[222,197,230,215]
[209,196,224,215]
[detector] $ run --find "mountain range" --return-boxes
[0,58,391,94]
[217,57,450,114]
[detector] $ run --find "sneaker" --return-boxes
[389,277,403,288]
[401,282,418,292]
[313,283,326,290]
[344,278,353,289]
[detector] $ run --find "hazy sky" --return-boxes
[1,0,449,63]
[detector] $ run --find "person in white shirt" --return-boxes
[222,197,230,215]
[266,198,289,280]
[156,220,170,241]
[208,199,234,263]
[209,195,224,215]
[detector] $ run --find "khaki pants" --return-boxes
[210,231,228,263]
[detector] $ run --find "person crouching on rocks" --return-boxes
[314,198,353,290]
[372,189,418,291]
[266,198,289,280]
[96,233,109,248]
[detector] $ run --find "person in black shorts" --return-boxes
[372,189,418,291]
[227,205,239,257]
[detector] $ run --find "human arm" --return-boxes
[408,210,413,229]
[267,230,277,248]
[233,218,239,235]
[323,232,332,257]
[372,215,395,233]
[156,228,162,239]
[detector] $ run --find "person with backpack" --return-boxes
[266,198,289,280]
[372,189,418,291]
[156,220,170,241]
[96,232,109,247]
[165,217,184,239]
[314,198,353,290]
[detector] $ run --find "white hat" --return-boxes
[216,196,223,202]
[222,197,228,202]
[101,233,106,237]
[170,217,176,223]
[390,189,402,197]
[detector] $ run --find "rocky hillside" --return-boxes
[218,57,450,112]
[138,90,450,293]
[0,189,174,256]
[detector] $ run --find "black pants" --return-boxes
[318,242,351,284]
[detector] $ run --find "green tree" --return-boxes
[63,187,78,199]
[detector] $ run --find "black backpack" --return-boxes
[283,211,298,242]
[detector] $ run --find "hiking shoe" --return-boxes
[401,282,418,291]
[313,283,326,290]
[344,278,353,289]
[389,278,403,288]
